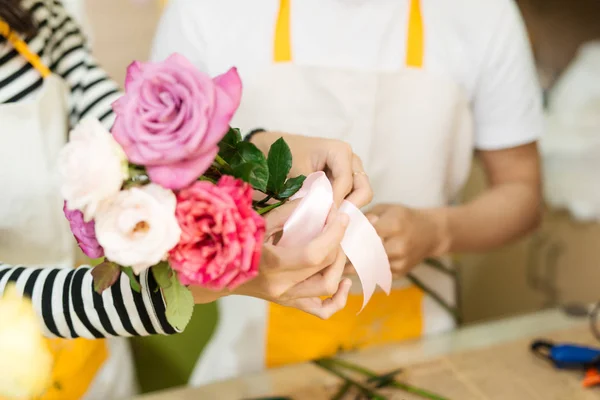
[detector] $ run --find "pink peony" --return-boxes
[111,53,242,190]
[63,203,104,259]
[169,176,266,290]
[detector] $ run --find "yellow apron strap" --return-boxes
[405,0,424,68]
[0,20,51,78]
[273,0,424,67]
[273,0,292,63]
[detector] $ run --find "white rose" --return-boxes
[58,118,128,221]
[0,286,53,400]
[95,184,182,273]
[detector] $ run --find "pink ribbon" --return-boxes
[279,172,392,312]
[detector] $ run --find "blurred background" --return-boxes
[78,0,600,394]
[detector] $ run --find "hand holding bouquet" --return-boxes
[59,54,307,330]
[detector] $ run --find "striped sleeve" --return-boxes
[43,0,121,130]
[0,263,179,339]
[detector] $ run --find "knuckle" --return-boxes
[324,250,337,266]
[338,141,353,155]
[365,187,374,203]
[266,283,286,300]
[325,280,339,296]
[389,218,401,233]
[305,247,326,267]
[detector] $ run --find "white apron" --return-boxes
[0,22,135,399]
[191,0,474,386]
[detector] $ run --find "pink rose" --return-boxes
[169,176,266,290]
[111,53,242,190]
[63,203,104,259]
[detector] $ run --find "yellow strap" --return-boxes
[0,20,51,78]
[274,0,292,63]
[273,0,424,68]
[405,0,424,68]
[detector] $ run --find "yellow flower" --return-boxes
[0,285,53,400]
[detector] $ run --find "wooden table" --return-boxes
[139,309,600,399]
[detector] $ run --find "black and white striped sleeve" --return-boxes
[44,0,121,130]
[0,264,179,339]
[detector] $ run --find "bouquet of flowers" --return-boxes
[58,54,306,330]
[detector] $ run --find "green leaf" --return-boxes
[218,127,242,162]
[162,272,194,331]
[277,175,306,200]
[267,137,293,194]
[91,261,120,294]
[231,162,256,183]
[121,266,141,293]
[230,142,269,191]
[151,262,173,290]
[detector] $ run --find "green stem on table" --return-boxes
[323,358,450,400]
[257,201,284,215]
[313,360,387,400]
[406,273,461,325]
[330,381,352,400]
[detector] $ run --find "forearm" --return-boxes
[439,181,542,254]
[0,264,178,339]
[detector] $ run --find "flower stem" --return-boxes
[213,154,232,173]
[330,381,352,400]
[323,358,450,400]
[313,359,387,400]
[198,175,217,184]
[257,201,284,215]
[257,194,273,206]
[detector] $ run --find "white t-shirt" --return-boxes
[151,0,542,150]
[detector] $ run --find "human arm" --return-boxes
[42,0,121,128]
[369,143,541,273]
[0,199,353,337]
[0,264,178,339]
[366,1,543,273]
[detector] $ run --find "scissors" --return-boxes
[531,339,600,388]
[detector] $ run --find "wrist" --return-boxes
[425,207,452,256]
[189,286,225,304]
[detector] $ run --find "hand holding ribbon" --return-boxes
[280,172,392,312]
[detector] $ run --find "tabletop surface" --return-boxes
[138,309,597,399]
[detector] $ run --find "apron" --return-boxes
[0,22,135,400]
[190,0,474,385]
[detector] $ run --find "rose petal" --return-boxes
[167,53,201,71]
[201,68,243,149]
[146,146,218,190]
[125,61,145,91]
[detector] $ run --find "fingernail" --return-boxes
[339,213,350,227]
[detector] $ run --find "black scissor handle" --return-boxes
[530,339,555,362]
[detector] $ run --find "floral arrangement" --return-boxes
[58,54,305,330]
